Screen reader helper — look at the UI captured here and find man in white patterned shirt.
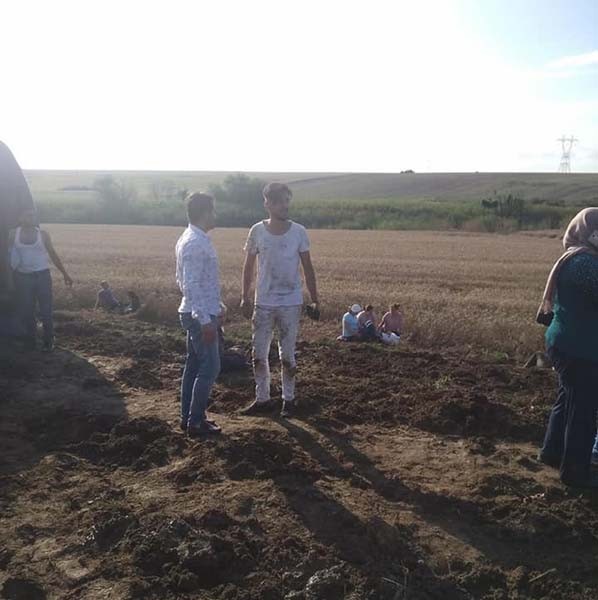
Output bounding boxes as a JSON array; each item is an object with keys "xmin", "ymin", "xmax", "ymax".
[{"xmin": 176, "ymin": 192, "xmax": 222, "ymax": 436}]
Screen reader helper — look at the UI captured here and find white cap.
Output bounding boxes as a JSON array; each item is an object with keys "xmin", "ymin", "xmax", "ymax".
[{"xmin": 350, "ymin": 303, "xmax": 362, "ymax": 313}]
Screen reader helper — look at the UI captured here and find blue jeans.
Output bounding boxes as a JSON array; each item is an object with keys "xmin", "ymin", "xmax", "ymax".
[
  {"xmin": 179, "ymin": 313, "xmax": 220, "ymax": 428},
  {"xmin": 14, "ymin": 269, "xmax": 53, "ymax": 345},
  {"xmin": 541, "ymin": 346, "xmax": 598, "ymax": 483}
]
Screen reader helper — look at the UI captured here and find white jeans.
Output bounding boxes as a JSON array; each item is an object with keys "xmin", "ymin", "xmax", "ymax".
[{"xmin": 252, "ymin": 304, "xmax": 302, "ymax": 403}]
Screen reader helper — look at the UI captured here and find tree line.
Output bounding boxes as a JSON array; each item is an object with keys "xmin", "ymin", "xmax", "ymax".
[{"xmin": 36, "ymin": 174, "xmax": 577, "ymax": 232}]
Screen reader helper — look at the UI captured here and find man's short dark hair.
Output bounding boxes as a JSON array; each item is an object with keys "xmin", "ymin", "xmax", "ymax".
[
  {"xmin": 263, "ymin": 182, "xmax": 292, "ymax": 203},
  {"xmin": 186, "ymin": 192, "xmax": 214, "ymax": 222}
]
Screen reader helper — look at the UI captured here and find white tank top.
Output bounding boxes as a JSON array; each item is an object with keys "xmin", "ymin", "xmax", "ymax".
[{"xmin": 13, "ymin": 227, "xmax": 50, "ymax": 273}]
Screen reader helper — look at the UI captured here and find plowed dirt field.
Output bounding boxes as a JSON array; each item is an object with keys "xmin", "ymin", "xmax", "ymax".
[{"xmin": 2, "ymin": 311, "xmax": 598, "ymax": 600}]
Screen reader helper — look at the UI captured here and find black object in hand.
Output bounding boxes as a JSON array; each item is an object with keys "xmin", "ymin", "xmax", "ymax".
[
  {"xmin": 305, "ymin": 303, "xmax": 320, "ymax": 321},
  {"xmin": 536, "ymin": 310, "xmax": 554, "ymax": 327}
]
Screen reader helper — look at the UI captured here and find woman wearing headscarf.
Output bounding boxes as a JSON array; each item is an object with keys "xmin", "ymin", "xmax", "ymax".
[{"xmin": 538, "ymin": 208, "xmax": 598, "ymax": 488}]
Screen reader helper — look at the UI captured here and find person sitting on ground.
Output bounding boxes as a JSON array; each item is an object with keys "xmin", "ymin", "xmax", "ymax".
[
  {"xmin": 338, "ymin": 303, "xmax": 362, "ymax": 341},
  {"xmin": 95, "ymin": 281, "xmax": 120, "ymax": 311},
  {"xmin": 357, "ymin": 304, "xmax": 379, "ymax": 341},
  {"xmin": 216, "ymin": 302, "xmax": 250, "ymax": 373},
  {"xmin": 378, "ymin": 302, "xmax": 403, "ymax": 344},
  {"xmin": 123, "ymin": 290, "xmax": 141, "ymax": 314}
]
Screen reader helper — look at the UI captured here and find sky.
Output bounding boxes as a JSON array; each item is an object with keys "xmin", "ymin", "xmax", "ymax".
[{"xmin": 2, "ymin": 0, "xmax": 597, "ymax": 172}]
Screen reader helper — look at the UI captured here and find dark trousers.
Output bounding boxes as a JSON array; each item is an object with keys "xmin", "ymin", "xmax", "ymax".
[
  {"xmin": 541, "ymin": 346, "xmax": 598, "ymax": 483},
  {"xmin": 13, "ymin": 269, "xmax": 53, "ymax": 345},
  {"xmin": 360, "ymin": 323, "xmax": 378, "ymax": 341}
]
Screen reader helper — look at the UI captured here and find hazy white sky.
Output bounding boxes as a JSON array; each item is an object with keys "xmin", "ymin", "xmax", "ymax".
[{"xmin": 2, "ymin": 0, "xmax": 597, "ymax": 172}]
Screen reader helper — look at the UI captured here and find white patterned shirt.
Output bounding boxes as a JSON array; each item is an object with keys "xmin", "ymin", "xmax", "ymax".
[
  {"xmin": 244, "ymin": 221, "xmax": 310, "ymax": 307},
  {"xmin": 176, "ymin": 224, "xmax": 221, "ymax": 325}
]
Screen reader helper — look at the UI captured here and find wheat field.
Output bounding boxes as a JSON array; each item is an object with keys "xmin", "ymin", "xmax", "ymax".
[{"xmin": 45, "ymin": 224, "xmax": 562, "ymax": 358}]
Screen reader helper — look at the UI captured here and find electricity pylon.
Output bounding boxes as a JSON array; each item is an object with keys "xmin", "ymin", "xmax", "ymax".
[{"xmin": 557, "ymin": 135, "xmax": 578, "ymax": 173}]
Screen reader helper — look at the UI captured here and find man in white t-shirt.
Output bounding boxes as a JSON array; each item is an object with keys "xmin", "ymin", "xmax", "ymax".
[{"xmin": 240, "ymin": 182, "xmax": 319, "ymax": 417}]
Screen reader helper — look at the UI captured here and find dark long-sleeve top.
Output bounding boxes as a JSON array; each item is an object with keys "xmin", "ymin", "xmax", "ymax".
[{"xmin": 546, "ymin": 253, "xmax": 598, "ymax": 362}]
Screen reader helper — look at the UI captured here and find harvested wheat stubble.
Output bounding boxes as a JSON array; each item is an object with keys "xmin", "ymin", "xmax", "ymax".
[{"xmin": 46, "ymin": 224, "xmax": 561, "ymax": 357}]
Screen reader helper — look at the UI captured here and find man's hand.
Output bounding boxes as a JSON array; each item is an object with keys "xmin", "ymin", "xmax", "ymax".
[
  {"xmin": 240, "ymin": 298, "xmax": 253, "ymax": 319},
  {"xmin": 305, "ymin": 301, "xmax": 321, "ymax": 321},
  {"xmin": 63, "ymin": 273, "xmax": 73, "ymax": 287},
  {"xmin": 201, "ymin": 322, "xmax": 217, "ymax": 344}
]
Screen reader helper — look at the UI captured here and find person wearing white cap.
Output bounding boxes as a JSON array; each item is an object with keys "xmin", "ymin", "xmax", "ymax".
[{"xmin": 339, "ymin": 303, "xmax": 362, "ymax": 341}]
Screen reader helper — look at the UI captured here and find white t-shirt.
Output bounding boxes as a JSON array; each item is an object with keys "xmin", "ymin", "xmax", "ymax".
[
  {"xmin": 244, "ymin": 220, "xmax": 310, "ymax": 307},
  {"xmin": 342, "ymin": 312, "xmax": 359, "ymax": 338}
]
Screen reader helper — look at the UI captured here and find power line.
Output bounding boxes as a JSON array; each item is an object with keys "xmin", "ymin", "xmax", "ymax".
[{"xmin": 557, "ymin": 135, "xmax": 578, "ymax": 173}]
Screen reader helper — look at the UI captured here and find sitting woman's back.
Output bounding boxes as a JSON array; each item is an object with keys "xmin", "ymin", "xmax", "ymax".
[
  {"xmin": 380, "ymin": 303, "xmax": 403, "ymax": 335},
  {"xmin": 357, "ymin": 305, "xmax": 378, "ymax": 340}
]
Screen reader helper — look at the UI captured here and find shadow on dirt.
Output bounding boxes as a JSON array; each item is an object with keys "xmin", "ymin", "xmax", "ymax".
[
  {"xmin": 275, "ymin": 419, "xmax": 472, "ymax": 598},
  {"xmin": 0, "ymin": 340, "xmax": 127, "ymax": 505},
  {"xmin": 279, "ymin": 417, "xmax": 598, "ymax": 599}
]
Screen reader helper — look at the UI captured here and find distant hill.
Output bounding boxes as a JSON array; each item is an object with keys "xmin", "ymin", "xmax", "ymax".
[
  {"xmin": 24, "ymin": 170, "xmax": 598, "ymax": 206},
  {"xmin": 286, "ymin": 172, "xmax": 598, "ymax": 204},
  {"xmin": 22, "ymin": 169, "xmax": 598, "ymax": 231}
]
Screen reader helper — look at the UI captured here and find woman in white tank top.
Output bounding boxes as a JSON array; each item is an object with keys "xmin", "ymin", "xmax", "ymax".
[
  {"xmin": 11, "ymin": 226, "xmax": 51, "ymax": 273},
  {"xmin": 9, "ymin": 209, "xmax": 73, "ymax": 351}
]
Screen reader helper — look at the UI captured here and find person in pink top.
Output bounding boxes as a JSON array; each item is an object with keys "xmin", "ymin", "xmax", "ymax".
[{"xmin": 379, "ymin": 303, "xmax": 404, "ymax": 337}]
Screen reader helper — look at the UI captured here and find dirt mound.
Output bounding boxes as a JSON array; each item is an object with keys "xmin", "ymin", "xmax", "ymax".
[
  {"xmin": 114, "ymin": 359, "xmax": 164, "ymax": 390},
  {"xmin": 216, "ymin": 429, "xmax": 323, "ymax": 482},
  {"xmin": 476, "ymin": 478, "xmax": 598, "ymax": 547},
  {"xmin": 1, "ymin": 577, "xmax": 46, "ymax": 600},
  {"xmin": 56, "ymin": 314, "xmax": 185, "ymax": 361},
  {"xmin": 129, "ymin": 516, "xmax": 257, "ymax": 587},
  {"xmin": 24, "ymin": 410, "xmax": 119, "ymax": 450},
  {"xmin": 409, "ymin": 391, "xmax": 538, "ymax": 438},
  {"xmin": 68, "ymin": 417, "xmax": 185, "ymax": 469},
  {"xmin": 166, "ymin": 454, "xmax": 225, "ymax": 487},
  {"xmin": 80, "ymin": 512, "xmax": 270, "ymax": 597},
  {"xmin": 84, "ymin": 506, "xmax": 139, "ymax": 551},
  {"xmin": 299, "ymin": 343, "xmax": 551, "ymax": 442},
  {"xmin": 24, "ymin": 412, "xmax": 183, "ymax": 470},
  {"xmin": 54, "ymin": 320, "xmax": 102, "ymax": 338}
]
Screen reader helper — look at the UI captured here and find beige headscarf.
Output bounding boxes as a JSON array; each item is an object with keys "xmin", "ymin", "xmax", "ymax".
[{"xmin": 538, "ymin": 207, "xmax": 598, "ymax": 317}]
